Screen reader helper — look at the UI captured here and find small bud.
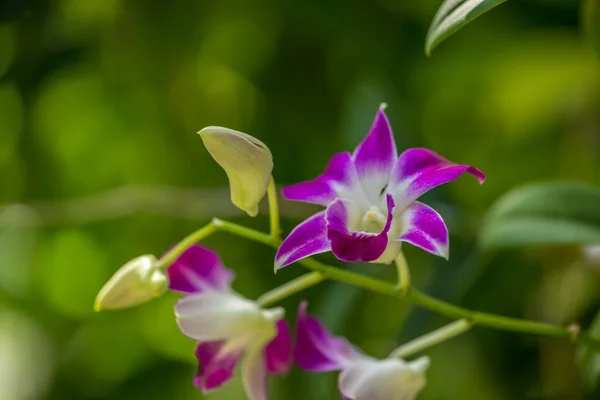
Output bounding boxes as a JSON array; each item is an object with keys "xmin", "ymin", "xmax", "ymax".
[
  {"xmin": 94, "ymin": 255, "xmax": 168, "ymax": 311},
  {"xmin": 199, "ymin": 126, "xmax": 273, "ymax": 217}
]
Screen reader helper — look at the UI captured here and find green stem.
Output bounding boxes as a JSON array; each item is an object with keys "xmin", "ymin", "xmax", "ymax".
[
  {"xmin": 154, "ymin": 218, "xmax": 273, "ymax": 271},
  {"xmin": 390, "ymin": 319, "xmax": 472, "ymax": 358},
  {"xmin": 395, "ymin": 252, "xmax": 410, "ymax": 295},
  {"xmin": 157, "ymin": 222, "xmax": 218, "ymax": 269},
  {"xmin": 267, "ymin": 177, "xmax": 281, "ymax": 244},
  {"xmin": 257, "ymin": 271, "xmax": 326, "ymax": 307},
  {"xmin": 156, "ymin": 219, "xmax": 580, "ymax": 343},
  {"xmin": 212, "ymin": 218, "xmax": 273, "ymax": 246},
  {"xmin": 298, "ymin": 257, "xmax": 573, "ymax": 340}
]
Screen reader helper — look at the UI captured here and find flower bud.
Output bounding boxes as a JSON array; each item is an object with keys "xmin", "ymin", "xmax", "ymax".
[
  {"xmin": 94, "ymin": 255, "xmax": 168, "ymax": 311},
  {"xmin": 199, "ymin": 126, "xmax": 273, "ymax": 217}
]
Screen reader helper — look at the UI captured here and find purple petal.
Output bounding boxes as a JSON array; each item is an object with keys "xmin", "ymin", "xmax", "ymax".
[
  {"xmin": 294, "ymin": 301, "xmax": 359, "ymax": 372},
  {"xmin": 326, "ymin": 194, "xmax": 395, "ymax": 263},
  {"xmin": 397, "ymin": 201, "xmax": 449, "ymax": 259},
  {"xmin": 352, "ymin": 105, "xmax": 397, "ymax": 203},
  {"xmin": 194, "ymin": 340, "xmax": 242, "ymax": 392},
  {"xmin": 265, "ymin": 319, "xmax": 292, "ymax": 375},
  {"xmin": 275, "ymin": 212, "xmax": 331, "ymax": 270},
  {"xmin": 168, "ymin": 245, "xmax": 234, "ymax": 294},
  {"xmin": 391, "ymin": 148, "xmax": 485, "ymax": 209},
  {"xmin": 282, "ymin": 152, "xmax": 358, "ymax": 206}
]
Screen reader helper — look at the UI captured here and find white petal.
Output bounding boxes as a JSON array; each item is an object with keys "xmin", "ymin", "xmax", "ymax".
[
  {"xmin": 175, "ymin": 292, "xmax": 268, "ymax": 342},
  {"xmin": 242, "ymin": 346, "xmax": 268, "ymax": 400},
  {"xmin": 339, "ymin": 357, "xmax": 430, "ymax": 400}
]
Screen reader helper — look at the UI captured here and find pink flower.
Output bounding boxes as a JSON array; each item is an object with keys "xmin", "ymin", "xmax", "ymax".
[
  {"xmin": 169, "ymin": 245, "xmax": 291, "ymax": 400},
  {"xmin": 295, "ymin": 302, "xmax": 429, "ymax": 400},
  {"xmin": 275, "ymin": 104, "xmax": 484, "ymax": 270}
]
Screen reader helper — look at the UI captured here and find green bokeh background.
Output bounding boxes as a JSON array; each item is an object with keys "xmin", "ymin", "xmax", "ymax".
[{"xmin": 1, "ymin": 0, "xmax": 600, "ymax": 399}]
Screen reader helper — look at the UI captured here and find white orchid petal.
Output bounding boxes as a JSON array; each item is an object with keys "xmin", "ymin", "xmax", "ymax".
[
  {"xmin": 242, "ymin": 347, "xmax": 268, "ymax": 400},
  {"xmin": 339, "ymin": 357, "xmax": 430, "ymax": 400},
  {"xmin": 175, "ymin": 292, "xmax": 266, "ymax": 341}
]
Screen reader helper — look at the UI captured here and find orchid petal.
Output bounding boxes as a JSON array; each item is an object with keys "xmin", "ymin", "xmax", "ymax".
[
  {"xmin": 242, "ymin": 347, "xmax": 268, "ymax": 400},
  {"xmin": 282, "ymin": 152, "xmax": 363, "ymax": 206},
  {"xmin": 175, "ymin": 292, "xmax": 266, "ymax": 342},
  {"xmin": 391, "ymin": 148, "xmax": 485, "ymax": 209},
  {"xmin": 338, "ymin": 357, "xmax": 430, "ymax": 400},
  {"xmin": 194, "ymin": 340, "xmax": 242, "ymax": 392},
  {"xmin": 168, "ymin": 245, "xmax": 234, "ymax": 294},
  {"xmin": 265, "ymin": 319, "xmax": 292, "ymax": 375},
  {"xmin": 327, "ymin": 194, "xmax": 395, "ymax": 263},
  {"xmin": 294, "ymin": 301, "xmax": 359, "ymax": 372},
  {"xmin": 397, "ymin": 201, "xmax": 449, "ymax": 259},
  {"xmin": 275, "ymin": 212, "xmax": 331, "ymax": 270},
  {"xmin": 352, "ymin": 105, "xmax": 397, "ymax": 203}
]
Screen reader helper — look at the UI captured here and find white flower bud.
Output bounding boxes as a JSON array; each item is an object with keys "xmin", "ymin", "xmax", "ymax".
[
  {"xmin": 199, "ymin": 126, "xmax": 273, "ymax": 217},
  {"xmin": 94, "ymin": 255, "xmax": 168, "ymax": 311}
]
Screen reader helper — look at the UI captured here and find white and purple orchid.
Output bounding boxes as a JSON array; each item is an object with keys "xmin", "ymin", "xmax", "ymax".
[
  {"xmin": 168, "ymin": 245, "xmax": 292, "ymax": 400},
  {"xmin": 275, "ymin": 105, "xmax": 485, "ymax": 269},
  {"xmin": 295, "ymin": 302, "xmax": 430, "ymax": 400}
]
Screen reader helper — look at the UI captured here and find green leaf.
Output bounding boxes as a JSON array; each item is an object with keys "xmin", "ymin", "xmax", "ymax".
[
  {"xmin": 426, "ymin": 0, "xmax": 510, "ymax": 55},
  {"xmin": 480, "ymin": 182, "xmax": 600, "ymax": 249}
]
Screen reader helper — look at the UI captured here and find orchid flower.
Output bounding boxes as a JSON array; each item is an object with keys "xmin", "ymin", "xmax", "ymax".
[
  {"xmin": 169, "ymin": 245, "xmax": 291, "ymax": 400},
  {"xmin": 295, "ymin": 302, "xmax": 429, "ymax": 400},
  {"xmin": 275, "ymin": 104, "xmax": 485, "ymax": 269}
]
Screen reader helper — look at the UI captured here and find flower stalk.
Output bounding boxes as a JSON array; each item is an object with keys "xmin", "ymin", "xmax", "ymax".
[
  {"xmin": 157, "ymin": 222, "xmax": 219, "ymax": 270},
  {"xmin": 257, "ymin": 271, "xmax": 326, "ymax": 307},
  {"xmin": 395, "ymin": 251, "xmax": 411, "ymax": 296},
  {"xmin": 267, "ymin": 176, "xmax": 281, "ymax": 244},
  {"xmin": 160, "ymin": 216, "xmax": 577, "ymax": 341},
  {"xmin": 201, "ymin": 220, "xmax": 576, "ymax": 341},
  {"xmin": 153, "ymin": 215, "xmax": 577, "ymax": 342},
  {"xmin": 390, "ymin": 319, "xmax": 472, "ymax": 359}
]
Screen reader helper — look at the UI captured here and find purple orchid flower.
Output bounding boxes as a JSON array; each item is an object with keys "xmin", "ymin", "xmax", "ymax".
[
  {"xmin": 295, "ymin": 302, "xmax": 430, "ymax": 400},
  {"xmin": 168, "ymin": 245, "xmax": 292, "ymax": 400},
  {"xmin": 275, "ymin": 104, "xmax": 485, "ymax": 270}
]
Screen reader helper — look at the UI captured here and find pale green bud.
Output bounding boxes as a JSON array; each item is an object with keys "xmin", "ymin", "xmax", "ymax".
[
  {"xmin": 94, "ymin": 255, "xmax": 168, "ymax": 312},
  {"xmin": 199, "ymin": 126, "xmax": 273, "ymax": 217}
]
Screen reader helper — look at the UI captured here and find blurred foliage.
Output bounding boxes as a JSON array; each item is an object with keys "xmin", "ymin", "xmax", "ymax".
[
  {"xmin": 480, "ymin": 182, "xmax": 600, "ymax": 248},
  {"xmin": 1, "ymin": 0, "xmax": 600, "ymax": 399}
]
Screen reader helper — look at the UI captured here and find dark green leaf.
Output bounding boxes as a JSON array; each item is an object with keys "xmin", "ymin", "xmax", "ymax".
[
  {"xmin": 426, "ymin": 0, "xmax": 509, "ymax": 55},
  {"xmin": 480, "ymin": 182, "xmax": 600, "ymax": 249}
]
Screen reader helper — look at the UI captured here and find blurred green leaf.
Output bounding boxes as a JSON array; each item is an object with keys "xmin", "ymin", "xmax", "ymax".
[
  {"xmin": 480, "ymin": 182, "xmax": 600, "ymax": 249},
  {"xmin": 582, "ymin": 0, "xmax": 600, "ymax": 57},
  {"xmin": 426, "ymin": 0, "xmax": 509, "ymax": 55}
]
